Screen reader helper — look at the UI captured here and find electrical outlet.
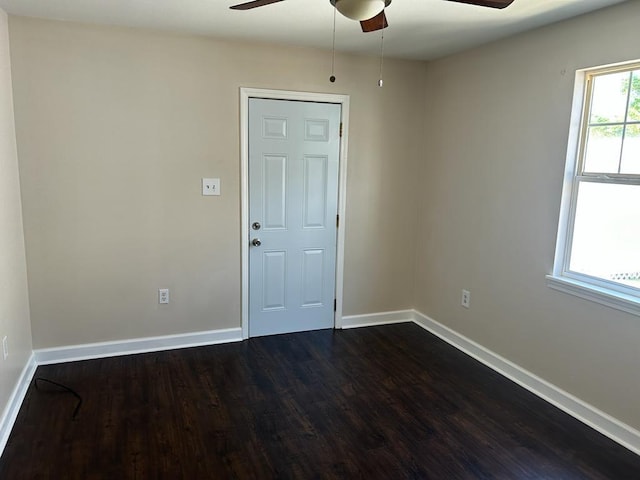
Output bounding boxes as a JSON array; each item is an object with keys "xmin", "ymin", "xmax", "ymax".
[
  {"xmin": 2, "ymin": 336, "xmax": 8, "ymax": 360},
  {"xmin": 461, "ymin": 289, "xmax": 471, "ymax": 309},
  {"xmin": 202, "ymin": 178, "xmax": 220, "ymax": 196},
  {"xmin": 159, "ymin": 288, "xmax": 170, "ymax": 304}
]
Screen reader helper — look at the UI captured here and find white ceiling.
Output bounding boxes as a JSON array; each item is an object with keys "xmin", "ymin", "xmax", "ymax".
[{"xmin": 0, "ymin": 0, "xmax": 627, "ymax": 60}]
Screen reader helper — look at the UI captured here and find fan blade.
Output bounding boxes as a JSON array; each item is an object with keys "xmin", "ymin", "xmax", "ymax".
[
  {"xmin": 230, "ymin": 0, "xmax": 284, "ymax": 10},
  {"xmin": 360, "ymin": 11, "xmax": 388, "ymax": 33},
  {"xmin": 446, "ymin": 0, "xmax": 515, "ymax": 9}
]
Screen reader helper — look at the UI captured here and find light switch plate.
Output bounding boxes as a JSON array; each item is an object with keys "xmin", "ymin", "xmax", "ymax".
[{"xmin": 202, "ymin": 178, "xmax": 220, "ymax": 196}]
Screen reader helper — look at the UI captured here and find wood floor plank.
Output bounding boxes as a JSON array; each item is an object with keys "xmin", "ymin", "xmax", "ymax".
[{"xmin": 1, "ymin": 323, "xmax": 638, "ymax": 479}]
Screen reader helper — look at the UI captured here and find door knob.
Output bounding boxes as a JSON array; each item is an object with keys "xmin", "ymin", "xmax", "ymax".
[
  {"xmin": 252, "ymin": 238, "xmax": 261, "ymax": 247},
  {"xmin": 252, "ymin": 222, "xmax": 261, "ymax": 230}
]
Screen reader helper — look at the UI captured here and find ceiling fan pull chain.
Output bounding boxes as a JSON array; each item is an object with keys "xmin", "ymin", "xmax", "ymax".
[
  {"xmin": 378, "ymin": 8, "xmax": 385, "ymax": 87},
  {"xmin": 330, "ymin": 7, "xmax": 337, "ymax": 83}
]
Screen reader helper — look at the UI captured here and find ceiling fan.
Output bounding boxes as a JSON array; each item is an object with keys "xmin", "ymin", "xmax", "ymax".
[{"xmin": 229, "ymin": 0, "xmax": 516, "ymax": 33}]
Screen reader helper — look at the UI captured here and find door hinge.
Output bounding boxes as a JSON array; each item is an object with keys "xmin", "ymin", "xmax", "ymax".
[
  {"xmin": 339, "ymin": 122, "xmax": 343, "ymax": 138},
  {"xmin": 336, "ymin": 214, "xmax": 339, "ymax": 228},
  {"xmin": 334, "ymin": 299, "xmax": 337, "ymax": 312}
]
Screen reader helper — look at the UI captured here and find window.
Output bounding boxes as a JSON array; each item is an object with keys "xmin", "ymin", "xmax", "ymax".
[{"xmin": 548, "ymin": 62, "xmax": 640, "ymax": 315}]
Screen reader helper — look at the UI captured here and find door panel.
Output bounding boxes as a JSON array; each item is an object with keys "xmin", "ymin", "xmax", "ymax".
[
  {"xmin": 303, "ymin": 155, "xmax": 328, "ymax": 228},
  {"xmin": 262, "ymin": 251, "xmax": 286, "ymax": 310},
  {"xmin": 263, "ymin": 116, "xmax": 288, "ymax": 139},
  {"xmin": 302, "ymin": 249, "xmax": 325, "ymax": 307},
  {"xmin": 249, "ymin": 98, "xmax": 341, "ymax": 337},
  {"xmin": 263, "ymin": 155, "xmax": 287, "ymax": 230}
]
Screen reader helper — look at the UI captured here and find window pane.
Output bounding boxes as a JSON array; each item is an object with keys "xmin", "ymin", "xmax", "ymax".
[
  {"xmin": 589, "ymin": 71, "xmax": 630, "ymax": 124},
  {"xmin": 583, "ymin": 125, "xmax": 622, "ymax": 173},
  {"xmin": 569, "ymin": 182, "xmax": 640, "ymax": 289},
  {"xmin": 621, "ymin": 124, "xmax": 640, "ymax": 174},
  {"xmin": 627, "ymin": 70, "xmax": 640, "ymax": 122}
]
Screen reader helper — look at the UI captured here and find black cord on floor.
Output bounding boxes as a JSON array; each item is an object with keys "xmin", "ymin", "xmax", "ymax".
[{"xmin": 34, "ymin": 377, "xmax": 82, "ymax": 420}]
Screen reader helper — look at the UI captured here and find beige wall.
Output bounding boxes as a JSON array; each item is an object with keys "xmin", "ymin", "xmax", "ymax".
[
  {"xmin": 8, "ymin": 17, "xmax": 425, "ymax": 348},
  {"xmin": 415, "ymin": 1, "xmax": 640, "ymax": 430},
  {"xmin": 0, "ymin": 8, "xmax": 32, "ymax": 414}
]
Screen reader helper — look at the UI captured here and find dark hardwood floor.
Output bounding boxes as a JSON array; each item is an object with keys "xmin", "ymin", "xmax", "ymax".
[{"xmin": 1, "ymin": 323, "xmax": 639, "ymax": 479}]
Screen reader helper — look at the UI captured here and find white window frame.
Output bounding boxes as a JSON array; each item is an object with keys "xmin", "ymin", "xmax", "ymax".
[{"xmin": 547, "ymin": 61, "xmax": 640, "ymax": 316}]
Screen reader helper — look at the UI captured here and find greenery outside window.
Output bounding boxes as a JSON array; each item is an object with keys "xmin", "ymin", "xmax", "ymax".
[{"xmin": 548, "ymin": 62, "xmax": 640, "ymax": 315}]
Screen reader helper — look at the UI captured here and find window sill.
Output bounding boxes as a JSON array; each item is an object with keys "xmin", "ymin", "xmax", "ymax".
[{"xmin": 546, "ymin": 275, "xmax": 640, "ymax": 317}]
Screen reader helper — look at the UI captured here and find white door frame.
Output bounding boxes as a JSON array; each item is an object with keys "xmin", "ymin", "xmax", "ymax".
[{"xmin": 240, "ymin": 88, "xmax": 350, "ymax": 339}]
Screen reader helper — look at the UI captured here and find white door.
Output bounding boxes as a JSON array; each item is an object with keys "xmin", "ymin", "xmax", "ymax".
[{"xmin": 248, "ymin": 98, "xmax": 341, "ymax": 337}]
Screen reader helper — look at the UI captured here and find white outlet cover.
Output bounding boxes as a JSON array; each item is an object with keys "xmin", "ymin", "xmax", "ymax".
[
  {"xmin": 159, "ymin": 288, "xmax": 170, "ymax": 304},
  {"xmin": 461, "ymin": 289, "xmax": 471, "ymax": 309},
  {"xmin": 202, "ymin": 178, "xmax": 220, "ymax": 196}
]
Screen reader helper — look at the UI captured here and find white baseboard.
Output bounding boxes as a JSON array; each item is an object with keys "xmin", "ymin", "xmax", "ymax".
[
  {"xmin": 411, "ymin": 310, "xmax": 640, "ymax": 456},
  {"xmin": 34, "ymin": 327, "xmax": 243, "ymax": 365},
  {"xmin": 341, "ymin": 309, "xmax": 414, "ymax": 329},
  {"xmin": 0, "ymin": 353, "xmax": 37, "ymax": 454}
]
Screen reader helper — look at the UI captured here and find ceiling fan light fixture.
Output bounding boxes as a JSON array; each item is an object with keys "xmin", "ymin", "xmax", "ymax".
[{"xmin": 334, "ymin": 0, "xmax": 385, "ymax": 21}]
